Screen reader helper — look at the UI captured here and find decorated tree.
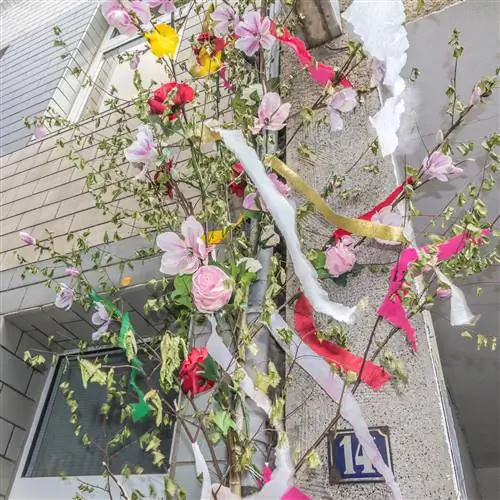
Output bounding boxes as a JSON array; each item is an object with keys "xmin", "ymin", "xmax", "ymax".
[{"xmin": 20, "ymin": 0, "xmax": 498, "ymax": 499}]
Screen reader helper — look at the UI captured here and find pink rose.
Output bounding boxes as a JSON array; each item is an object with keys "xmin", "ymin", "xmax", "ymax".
[
  {"xmin": 192, "ymin": 266, "xmax": 232, "ymax": 313},
  {"xmin": 325, "ymin": 241, "xmax": 356, "ymax": 278}
]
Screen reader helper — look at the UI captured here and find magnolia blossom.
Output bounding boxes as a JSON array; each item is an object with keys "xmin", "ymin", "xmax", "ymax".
[
  {"xmin": 65, "ymin": 267, "xmax": 80, "ymax": 277},
  {"xmin": 130, "ymin": 0, "xmax": 151, "ymax": 24},
  {"xmin": 370, "ymin": 58, "xmax": 386, "ymax": 88},
  {"xmin": 19, "ymin": 231, "xmax": 36, "ymax": 246},
  {"xmin": 325, "ymin": 241, "xmax": 356, "ymax": 277},
  {"xmin": 422, "ymin": 151, "xmax": 463, "ymax": 182},
  {"xmin": 55, "ymin": 283, "xmax": 73, "ymax": 311},
  {"xmin": 211, "ymin": 4, "xmax": 239, "ymax": 36},
  {"xmin": 92, "ymin": 303, "xmax": 112, "ymax": 341},
  {"xmin": 144, "ymin": 0, "xmax": 175, "ymax": 14},
  {"xmin": 469, "ymin": 86, "xmax": 481, "ymax": 106},
  {"xmin": 192, "ymin": 265, "xmax": 232, "ymax": 313},
  {"xmin": 34, "ymin": 123, "xmax": 45, "ymax": 139},
  {"xmin": 437, "ymin": 286, "xmax": 452, "ymax": 300},
  {"xmin": 251, "ymin": 92, "xmax": 291, "ymax": 134},
  {"xmin": 372, "ymin": 207, "xmax": 403, "ymax": 246},
  {"xmin": 243, "ymin": 173, "xmax": 290, "ymax": 211},
  {"xmin": 234, "ymin": 11, "xmax": 275, "ymax": 56},
  {"xmin": 156, "ymin": 216, "xmax": 209, "ymax": 275},
  {"xmin": 125, "ymin": 125, "xmax": 157, "ymax": 172},
  {"xmin": 328, "ymin": 87, "xmax": 357, "ymax": 131},
  {"xmin": 101, "ymin": 0, "xmax": 136, "ymax": 36}
]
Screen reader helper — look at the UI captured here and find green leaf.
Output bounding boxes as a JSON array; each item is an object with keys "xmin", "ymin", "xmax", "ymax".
[
  {"xmin": 172, "ymin": 274, "xmax": 193, "ymax": 308},
  {"xmin": 79, "ymin": 359, "xmax": 107, "ymax": 389},
  {"xmin": 201, "ymin": 355, "xmax": 220, "ymax": 383},
  {"xmin": 212, "ymin": 410, "xmax": 236, "ymax": 436}
]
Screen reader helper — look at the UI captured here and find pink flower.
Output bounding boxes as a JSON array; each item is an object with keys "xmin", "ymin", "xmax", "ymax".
[
  {"xmin": 211, "ymin": 4, "xmax": 239, "ymax": 36},
  {"xmin": 370, "ymin": 58, "xmax": 386, "ymax": 88},
  {"xmin": 144, "ymin": 0, "xmax": 175, "ymax": 14},
  {"xmin": 55, "ymin": 283, "xmax": 73, "ymax": 311},
  {"xmin": 130, "ymin": 0, "xmax": 151, "ymax": 24},
  {"xmin": 65, "ymin": 267, "xmax": 80, "ymax": 277},
  {"xmin": 34, "ymin": 123, "xmax": 45, "ymax": 139},
  {"xmin": 328, "ymin": 87, "xmax": 357, "ymax": 132},
  {"xmin": 125, "ymin": 125, "xmax": 157, "ymax": 165},
  {"xmin": 243, "ymin": 173, "xmax": 290, "ymax": 211},
  {"xmin": 437, "ymin": 286, "xmax": 452, "ymax": 300},
  {"xmin": 130, "ymin": 52, "xmax": 141, "ymax": 69},
  {"xmin": 19, "ymin": 231, "xmax": 36, "ymax": 246},
  {"xmin": 91, "ymin": 303, "xmax": 111, "ymax": 341},
  {"xmin": 101, "ymin": 0, "xmax": 136, "ymax": 36},
  {"xmin": 469, "ymin": 86, "xmax": 481, "ymax": 106},
  {"xmin": 325, "ymin": 241, "xmax": 356, "ymax": 278},
  {"xmin": 192, "ymin": 265, "xmax": 232, "ymax": 313},
  {"xmin": 251, "ymin": 92, "xmax": 291, "ymax": 135},
  {"xmin": 234, "ymin": 11, "xmax": 275, "ymax": 56},
  {"xmin": 371, "ymin": 207, "xmax": 403, "ymax": 246},
  {"xmin": 422, "ymin": 151, "xmax": 463, "ymax": 182},
  {"xmin": 156, "ymin": 216, "xmax": 209, "ymax": 275}
]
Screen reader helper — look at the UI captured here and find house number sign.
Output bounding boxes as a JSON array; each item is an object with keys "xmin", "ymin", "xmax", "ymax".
[{"xmin": 328, "ymin": 426, "xmax": 394, "ymax": 484}]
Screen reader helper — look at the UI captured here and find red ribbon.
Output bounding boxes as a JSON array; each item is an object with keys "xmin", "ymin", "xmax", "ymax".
[
  {"xmin": 377, "ymin": 229, "xmax": 491, "ymax": 350},
  {"xmin": 294, "ymin": 294, "xmax": 390, "ymax": 390},
  {"xmin": 332, "ymin": 176, "xmax": 413, "ymax": 241}
]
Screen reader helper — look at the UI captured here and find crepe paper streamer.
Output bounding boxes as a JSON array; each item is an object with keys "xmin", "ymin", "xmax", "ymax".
[
  {"xmin": 332, "ymin": 176, "xmax": 413, "ymax": 241},
  {"xmin": 270, "ymin": 21, "xmax": 351, "ymax": 88},
  {"xmin": 88, "ymin": 291, "xmax": 151, "ymax": 422},
  {"xmin": 204, "ymin": 317, "xmax": 296, "ymax": 500},
  {"xmin": 265, "ymin": 155, "xmax": 407, "ymax": 243},
  {"xmin": 377, "ymin": 229, "xmax": 491, "ymax": 350},
  {"xmin": 294, "ymin": 294, "xmax": 390, "ymax": 390},
  {"xmin": 217, "ymin": 129, "xmax": 357, "ymax": 324},
  {"xmin": 268, "ymin": 313, "xmax": 402, "ymax": 500},
  {"xmin": 433, "ymin": 267, "xmax": 480, "ymax": 327},
  {"xmin": 192, "ymin": 441, "xmax": 212, "ymax": 500}
]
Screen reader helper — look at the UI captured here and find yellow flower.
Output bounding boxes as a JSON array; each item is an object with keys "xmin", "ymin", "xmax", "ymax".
[
  {"xmin": 145, "ymin": 24, "xmax": 179, "ymax": 58},
  {"xmin": 120, "ymin": 276, "xmax": 133, "ymax": 287},
  {"xmin": 190, "ymin": 48, "xmax": 223, "ymax": 77}
]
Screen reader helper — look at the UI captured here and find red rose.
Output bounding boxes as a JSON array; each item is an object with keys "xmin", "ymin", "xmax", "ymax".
[
  {"xmin": 148, "ymin": 82, "xmax": 195, "ymax": 119},
  {"xmin": 229, "ymin": 162, "xmax": 246, "ymax": 198},
  {"xmin": 179, "ymin": 347, "xmax": 214, "ymax": 397},
  {"xmin": 153, "ymin": 158, "xmax": 174, "ymax": 199}
]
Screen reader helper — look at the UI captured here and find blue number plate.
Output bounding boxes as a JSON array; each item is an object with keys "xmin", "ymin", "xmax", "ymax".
[{"xmin": 328, "ymin": 426, "xmax": 394, "ymax": 483}]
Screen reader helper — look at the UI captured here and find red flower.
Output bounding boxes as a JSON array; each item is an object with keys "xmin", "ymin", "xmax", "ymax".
[
  {"xmin": 229, "ymin": 162, "xmax": 246, "ymax": 198},
  {"xmin": 148, "ymin": 82, "xmax": 195, "ymax": 119},
  {"xmin": 179, "ymin": 347, "xmax": 214, "ymax": 397},
  {"xmin": 194, "ymin": 32, "xmax": 226, "ymax": 57},
  {"xmin": 153, "ymin": 158, "xmax": 174, "ymax": 199}
]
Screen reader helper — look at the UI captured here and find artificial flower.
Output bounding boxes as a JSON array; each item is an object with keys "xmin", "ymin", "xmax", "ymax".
[
  {"xmin": 91, "ymin": 302, "xmax": 111, "ymax": 341},
  {"xmin": 179, "ymin": 347, "xmax": 215, "ymax": 396},
  {"xmin": 251, "ymin": 92, "xmax": 291, "ymax": 134},
  {"xmin": 234, "ymin": 11, "xmax": 275, "ymax": 57},
  {"xmin": 243, "ymin": 173, "xmax": 290, "ymax": 211},
  {"xmin": 437, "ymin": 286, "xmax": 452, "ymax": 300},
  {"xmin": 130, "ymin": 0, "xmax": 151, "ymax": 24},
  {"xmin": 229, "ymin": 162, "xmax": 246, "ymax": 197},
  {"xmin": 120, "ymin": 276, "xmax": 133, "ymax": 286},
  {"xmin": 144, "ymin": 0, "xmax": 175, "ymax": 14},
  {"xmin": 211, "ymin": 4, "xmax": 239, "ymax": 36},
  {"xmin": 101, "ymin": 0, "xmax": 136, "ymax": 36},
  {"xmin": 422, "ymin": 151, "xmax": 463, "ymax": 182},
  {"xmin": 130, "ymin": 52, "xmax": 141, "ymax": 69},
  {"xmin": 148, "ymin": 82, "xmax": 195, "ymax": 118},
  {"xmin": 156, "ymin": 216, "xmax": 209, "ymax": 275},
  {"xmin": 153, "ymin": 158, "xmax": 175, "ymax": 199},
  {"xmin": 55, "ymin": 283, "xmax": 74, "ymax": 311},
  {"xmin": 192, "ymin": 47, "xmax": 223, "ymax": 77},
  {"xmin": 65, "ymin": 267, "xmax": 80, "ymax": 277},
  {"xmin": 191, "ymin": 265, "xmax": 233, "ymax": 313},
  {"xmin": 125, "ymin": 125, "xmax": 157, "ymax": 167},
  {"xmin": 328, "ymin": 87, "xmax": 357, "ymax": 131},
  {"xmin": 325, "ymin": 240, "xmax": 356, "ymax": 277},
  {"xmin": 371, "ymin": 206, "xmax": 403, "ymax": 245},
  {"xmin": 34, "ymin": 123, "xmax": 45, "ymax": 139},
  {"xmin": 370, "ymin": 58, "xmax": 386, "ymax": 88},
  {"xmin": 19, "ymin": 231, "xmax": 36, "ymax": 246},
  {"xmin": 469, "ymin": 86, "xmax": 481, "ymax": 106},
  {"xmin": 145, "ymin": 23, "xmax": 179, "ymax": 58}
]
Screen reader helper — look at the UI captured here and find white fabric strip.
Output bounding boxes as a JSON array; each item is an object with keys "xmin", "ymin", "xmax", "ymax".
[
  {"xmin": 192, "ymin": 441, "xmax": 213, "ymax": 500},
  {"xmin": 433, "ymin": 267, "xmax": 479, "ymax": 326},
  {"xmin": 217, "ymin": 128, "xmax": 357, "ymax": 324},
  {"xmin": 268, "ymin": 313, "xmax": 403, "ymax": 500}
]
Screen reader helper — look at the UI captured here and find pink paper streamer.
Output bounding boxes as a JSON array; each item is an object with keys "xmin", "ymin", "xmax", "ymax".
[{"xmin": 377, "ymin": 230, "xmax": 491, "ymax": 350}]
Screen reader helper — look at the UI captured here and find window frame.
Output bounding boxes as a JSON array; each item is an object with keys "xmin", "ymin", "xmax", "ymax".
[{"xmin": 9, "ymin": 346, "xmax": 179, "ymax": 500}]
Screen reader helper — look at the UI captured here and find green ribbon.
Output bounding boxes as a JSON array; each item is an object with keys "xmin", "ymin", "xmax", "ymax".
[{"xmin": 89, "ymin": 291, "xmax": 151, "ymax": 422}]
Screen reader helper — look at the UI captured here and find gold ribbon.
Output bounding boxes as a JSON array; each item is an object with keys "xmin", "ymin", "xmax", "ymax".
[{"xmin": 265, "ymin": 156, "xmax": 407, "ymax": 243}]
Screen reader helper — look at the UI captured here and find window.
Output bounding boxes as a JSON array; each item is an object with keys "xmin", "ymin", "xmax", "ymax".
[{"xmin": 10, "ymin": 348, "xmax": 177, "ymax": 499}]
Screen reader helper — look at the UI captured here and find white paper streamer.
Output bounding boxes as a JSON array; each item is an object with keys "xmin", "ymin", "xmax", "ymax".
[
  {"xmin": 343, "ymin": 0, "xmax": 408, "ymax": 157},
  {"xmin": 217, "ymin": 128, "xmax": 357, "ymax": 324},
  {"xmin": 433, "ymin": 268, "xmax": 479, "ymax": 326},
  {"xmin": 268, "ymin": 313, "xmax": 403, "ymax": 500},
  {"xmin": 192, "ymin": 441, "xmax": 213, "ymax": 500}
]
